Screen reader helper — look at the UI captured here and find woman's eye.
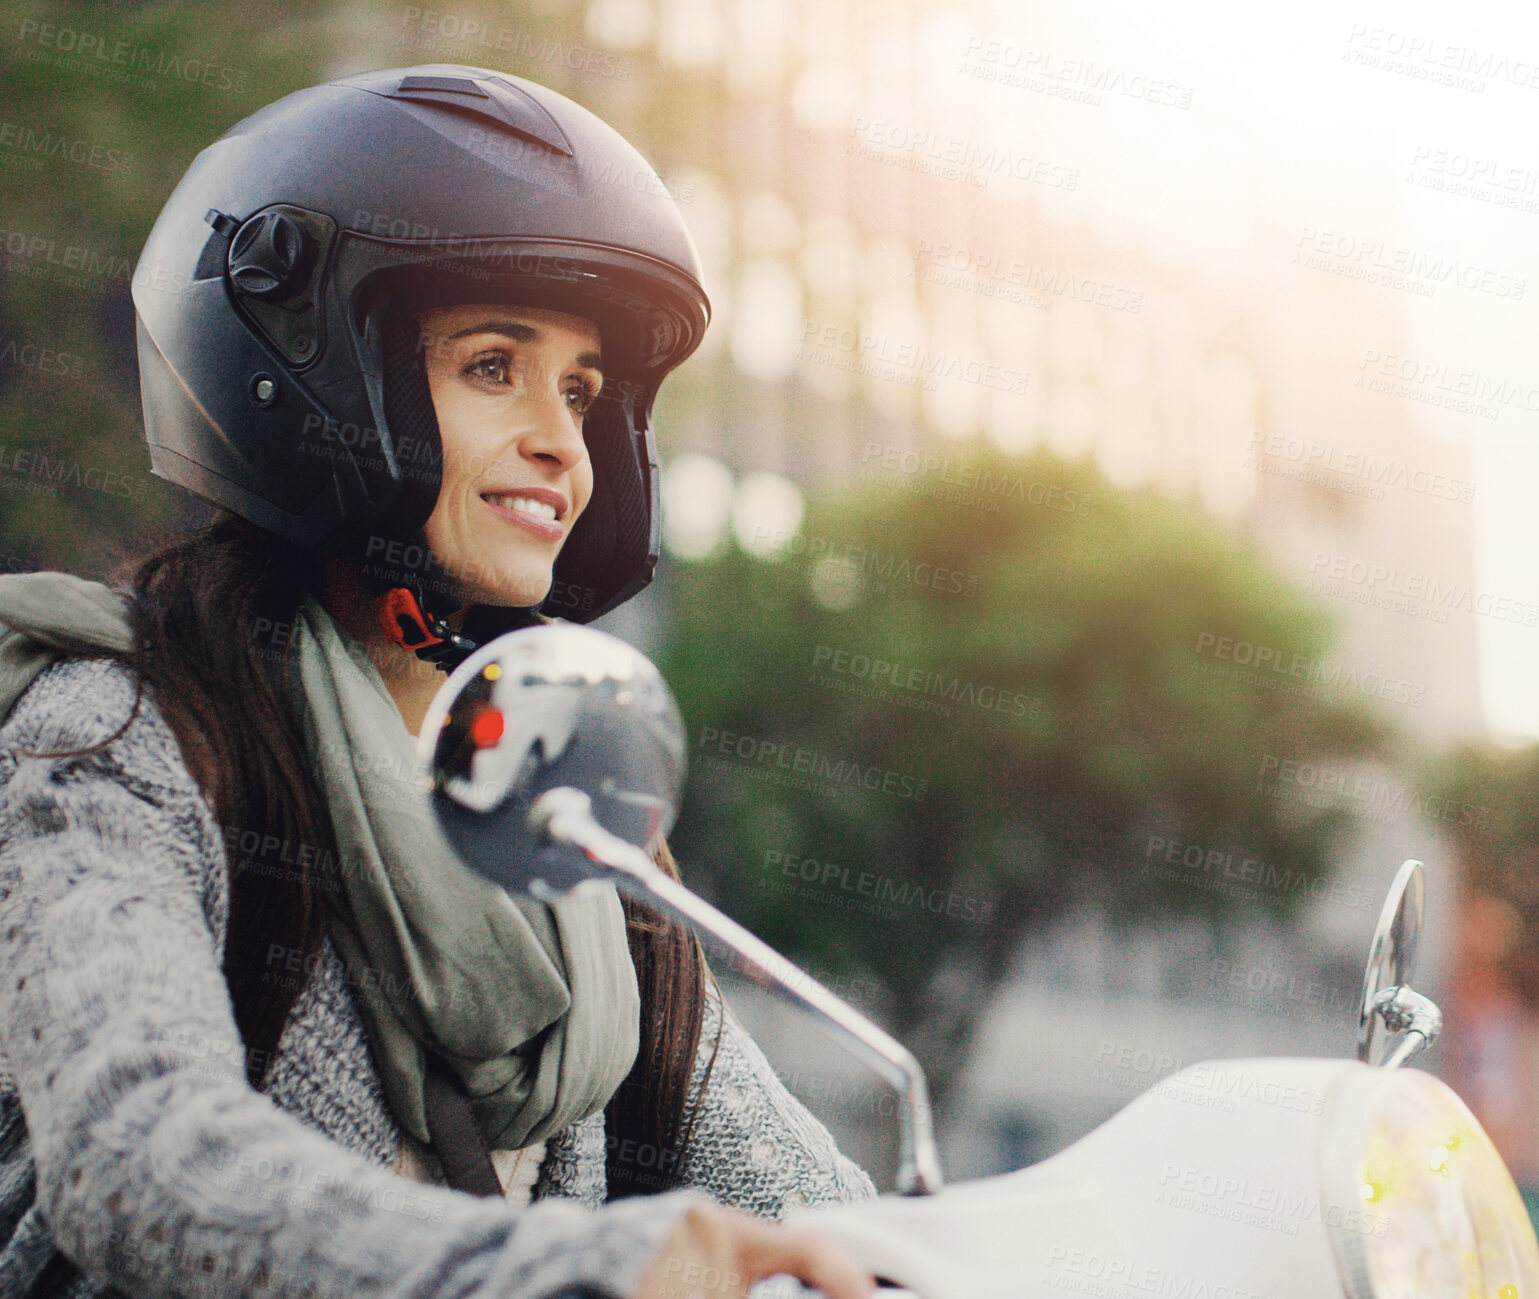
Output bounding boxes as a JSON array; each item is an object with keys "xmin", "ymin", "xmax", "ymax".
[
  {"xmin": 460, "ymin": 351, "xmax": 600, "ymax": 412},
  {"xmin": 465, "ymin": 353, "xmax": 510, "ymax": 384},
  {"xmin": 565, "ymin": 377, "xmax": 601, "ymax": 414}
]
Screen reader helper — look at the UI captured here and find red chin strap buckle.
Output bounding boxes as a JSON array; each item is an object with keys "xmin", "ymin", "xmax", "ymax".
[{"xmin": 376, "ymin": 586, "xmax": 444, "ymax": 653}]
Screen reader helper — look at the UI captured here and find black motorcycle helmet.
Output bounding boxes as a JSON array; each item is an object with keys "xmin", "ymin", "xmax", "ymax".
[{"xmin": 131, "ymin": 64, "xmax": 711, "ymax": 665}]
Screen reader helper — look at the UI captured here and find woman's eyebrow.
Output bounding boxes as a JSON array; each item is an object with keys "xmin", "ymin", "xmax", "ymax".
[{"xmin": 446, "ymin": 319, "xmax": 603, "ymax": 370}]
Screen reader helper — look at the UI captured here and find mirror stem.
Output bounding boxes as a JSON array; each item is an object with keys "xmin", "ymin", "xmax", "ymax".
[
  {"xmin": 1371, "ymin": 986, "xmax": 1443, "ymax": 1069},
  {"xmin": 530, "ymin": 787, "xmax": 945, "ymax": 1196}
]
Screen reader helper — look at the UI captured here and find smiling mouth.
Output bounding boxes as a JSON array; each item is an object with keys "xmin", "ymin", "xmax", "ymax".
[
  {"xmin": 479, "ymin": 491, "xmax": 565, "ymax": 541},
  {"xmin": 481, "ymin": 492, "xmax": 560, "ymax": 521}
]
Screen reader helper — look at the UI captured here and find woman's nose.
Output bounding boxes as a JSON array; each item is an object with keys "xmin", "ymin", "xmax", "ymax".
[{"xmin": 512, "ymin": 379, "xmax": 586, "ymax": 470}]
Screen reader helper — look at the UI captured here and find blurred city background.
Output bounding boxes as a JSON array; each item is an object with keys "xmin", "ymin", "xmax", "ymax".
[{"xmin": 4, "ymin": 0, "xmax": 1539, "ymax": 1214}]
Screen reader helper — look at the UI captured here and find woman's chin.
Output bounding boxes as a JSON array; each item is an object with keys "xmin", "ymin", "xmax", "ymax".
[
  {"xmin": 424, "ymin": 522, "xmax": 564, "ymax": 608},
  {"xmin": 448, "ymin": 567, "xmax": 554, "ymax": 610}
]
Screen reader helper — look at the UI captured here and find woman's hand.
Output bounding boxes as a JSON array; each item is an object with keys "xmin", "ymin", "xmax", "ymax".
[{"xmin": 636, "ymin": 1202, "xmax": 876, "ymax": 1299}]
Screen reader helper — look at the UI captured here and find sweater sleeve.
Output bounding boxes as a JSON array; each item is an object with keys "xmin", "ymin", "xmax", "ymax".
[
  {"xmin": 670, "ymin": 985, "xmax": 878, "ymax": 1220},
  {"xmin": 0, "ymin": 657, "xmax": 699, "ymax": 1299}
]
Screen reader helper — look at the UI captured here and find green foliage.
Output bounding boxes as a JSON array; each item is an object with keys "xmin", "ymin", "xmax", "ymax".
[
  {"xmin": 654, "ymin": 446, "xmax": 1389, "ymax": 1083},
  {"xmin": 0, "ymin": 1, "xmax": 341, "ymax": 574},
  {"xmin": 1421, "ymin": 744, "xmax": 1539, "ymax": 1001}
]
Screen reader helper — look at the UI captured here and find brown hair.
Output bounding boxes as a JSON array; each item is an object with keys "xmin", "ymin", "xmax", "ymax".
[
  {"xmin": 90, "ymin": 512, "xmax": 713, "ymax": 1194},
  {"xmin": 608, "ymin": 843, "xmax": 722, "ymax": 1198}
]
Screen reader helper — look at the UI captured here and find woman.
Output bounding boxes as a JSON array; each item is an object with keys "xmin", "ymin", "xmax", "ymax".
[{"xmin": 0, "ymin": 65, "xmax": 878, "ymax": 1298}]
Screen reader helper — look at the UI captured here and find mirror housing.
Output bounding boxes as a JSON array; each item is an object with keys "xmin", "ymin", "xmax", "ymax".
[
  {"xmin": 419, "ymin": 622, "xmax": 685, "ymax": 896},
  {"xmin": 1358, "ymin": 859, "xmax": 1441, "ymax": 1069}
]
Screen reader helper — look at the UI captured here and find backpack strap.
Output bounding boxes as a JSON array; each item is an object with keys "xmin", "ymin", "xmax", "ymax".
[{"xmin": 421, "ymin": 1052, "xmax": 503, "ymax": 1198}]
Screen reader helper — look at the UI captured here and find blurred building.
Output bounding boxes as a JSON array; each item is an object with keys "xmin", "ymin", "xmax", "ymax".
[
  {"xmin": 560, "ymin": 0, "xmax": 1498, "ymax": 1183},
  {"xmin": 571, "ymin": 1, "xmax": 1487, "ymax": 748}
]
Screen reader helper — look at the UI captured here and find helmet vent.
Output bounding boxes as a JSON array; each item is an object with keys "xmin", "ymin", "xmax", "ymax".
[{"xmin": 390, "ymin": 74, "xmax": 574, "ymax": 158}]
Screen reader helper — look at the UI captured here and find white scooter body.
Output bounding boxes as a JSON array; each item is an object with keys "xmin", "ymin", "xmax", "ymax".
[{"xmin": 792, "ymin": 1057, "xmax": 1351, "ymax": 1299}]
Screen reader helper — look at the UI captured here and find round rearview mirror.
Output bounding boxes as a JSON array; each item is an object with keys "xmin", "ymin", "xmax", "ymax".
[
  {"xmin": 1358, "ymin": 859, "xmax": 1425, "ymax": 1065},
  {"xmin": 416, "ymin": 623, "xmax": 686, "ymax": 897}
]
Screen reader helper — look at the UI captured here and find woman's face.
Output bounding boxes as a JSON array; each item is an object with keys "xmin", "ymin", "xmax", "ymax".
[{"xmin": 417, "ymin": 303, "xmax": 602, "ymax": 608}]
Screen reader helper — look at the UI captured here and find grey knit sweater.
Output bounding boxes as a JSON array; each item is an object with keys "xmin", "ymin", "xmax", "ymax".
[{"xmin": 0, "ymin": 656, "xmax": 875, "ymax": 1298}]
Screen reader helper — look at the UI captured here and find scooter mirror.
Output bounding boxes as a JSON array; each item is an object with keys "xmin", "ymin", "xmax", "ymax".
[
  {"xmin": 417, "ymin": 622, "xmax": 946, "ymax": 1194},
  {"xmin": 1358, "ymin": 858, "xmax": 1426, "ymax": 1065},
  {"xmin": 417, "ymin": 623, "xmax": 686, "ymax": 897}
]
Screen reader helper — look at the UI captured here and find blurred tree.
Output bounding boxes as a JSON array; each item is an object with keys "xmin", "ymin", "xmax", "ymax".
[
  {"xmin": 0, "ymin": 1, "xmax": 380, "ymax": 572},
  {"xmin": 1422, "ymin": 744, "xmax": 1539, "ymax": 1003},
  {"xmin": 654, "ymin": 446, "xmax": 1390, "ymax": 1105}
]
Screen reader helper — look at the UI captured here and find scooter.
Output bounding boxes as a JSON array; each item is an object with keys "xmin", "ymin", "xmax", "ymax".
[{"xmin": 416, "ymin": 623, "xmax": 1539, "ymax": 1299}]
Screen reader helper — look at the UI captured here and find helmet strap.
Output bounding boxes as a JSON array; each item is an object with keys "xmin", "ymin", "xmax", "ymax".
[
  {"xmin": 356, "ymin": 527, "xmax": 476, "ymax": 671},
  {"xmin": 360, "ymin": 528, "xmax": 546, "ymax": 672},
  {"xmin": 374, "ymin": 584, "xmax": 471, "ymax": 669}
]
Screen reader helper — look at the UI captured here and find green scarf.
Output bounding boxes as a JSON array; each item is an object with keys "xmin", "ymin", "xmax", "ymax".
[{"xmin": 0, "ymin": 571, "xmax": 639, "ymax": 1151}]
